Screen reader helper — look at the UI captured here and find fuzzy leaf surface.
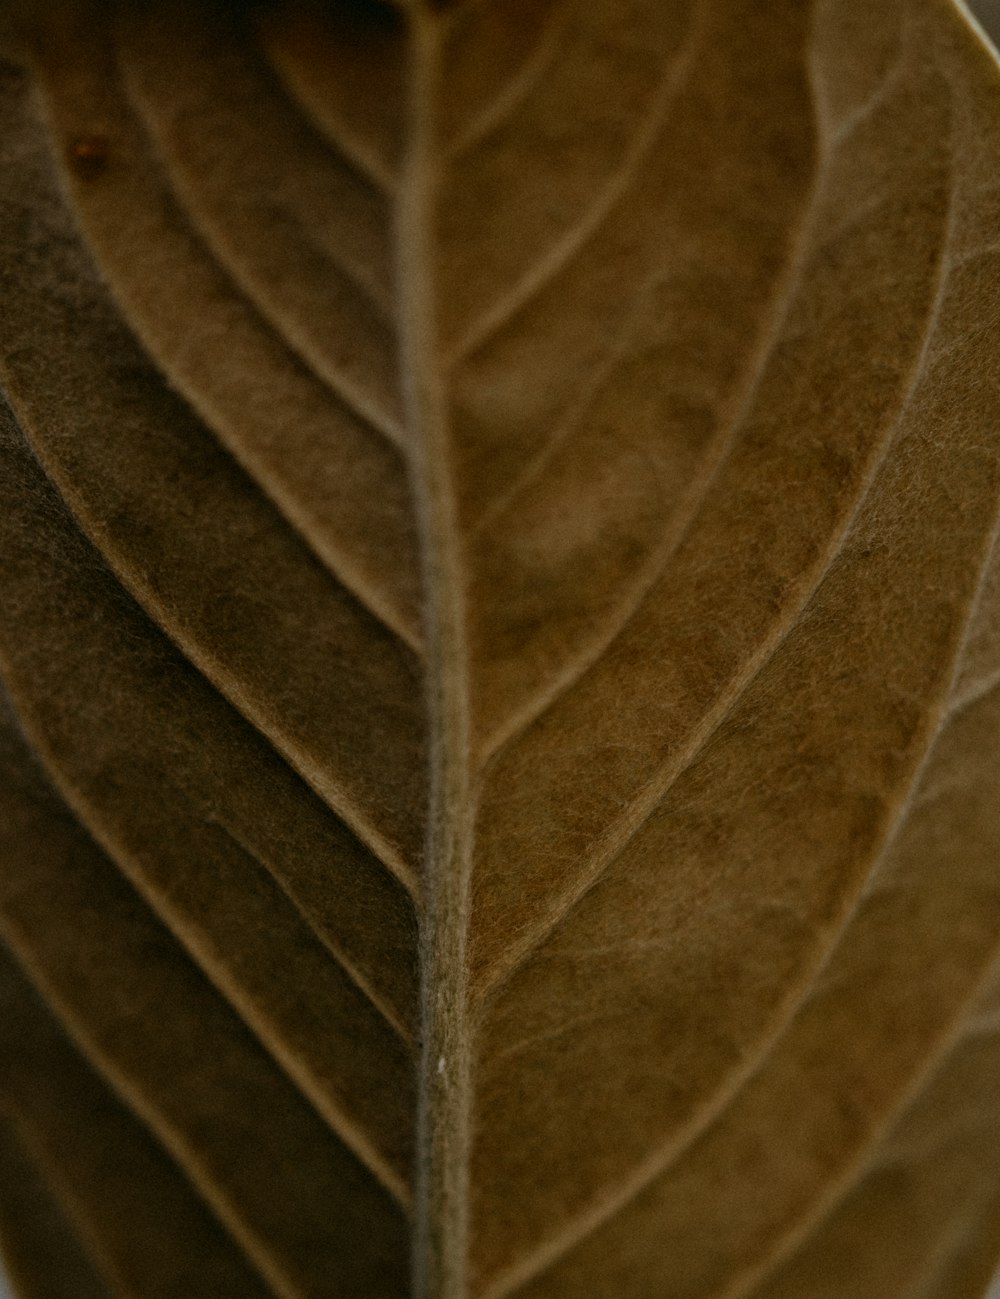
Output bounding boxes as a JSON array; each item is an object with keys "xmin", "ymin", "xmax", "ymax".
[{"xmin": 2, "ymin": 1, "xmax": 1000, "ymax": 1296}]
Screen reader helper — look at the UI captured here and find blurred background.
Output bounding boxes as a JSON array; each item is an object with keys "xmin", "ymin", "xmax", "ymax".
[{"xmin": 976, "ymin": 0, "xmax": 1000, "ymax": 37}]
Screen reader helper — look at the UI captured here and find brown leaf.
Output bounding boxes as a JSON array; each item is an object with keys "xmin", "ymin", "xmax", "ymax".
[{"xmin": 2, "ymin": 1, "xmax": 1000, "ymax": 1296}]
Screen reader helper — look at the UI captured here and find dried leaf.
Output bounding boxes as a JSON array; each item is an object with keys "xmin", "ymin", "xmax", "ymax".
[{"xmin": 2, "ymin": 1, "xmax": 1000, "ymax": 1296}]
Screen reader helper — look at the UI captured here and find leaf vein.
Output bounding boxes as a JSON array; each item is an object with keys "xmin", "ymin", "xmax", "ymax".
[
  {"xmin": 482, "ymin": 169, "xmax": 1000, "ymax": 1299},
  {"xmin": 447, "ymin": 0, "xmax": 575, "ymax": 160},
  {"xmin": 477, "ymin": 125, "xmax": 954, "ymax": 1001},
  {"xmin": 444, "ymin": 0, "xmax": 709, "ymax": 367}
]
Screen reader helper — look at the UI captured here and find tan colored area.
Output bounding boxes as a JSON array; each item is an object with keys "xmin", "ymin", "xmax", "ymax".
[{"xmin": 1, "ymin": 1, "xmax": 1000, "ymax": 1296}]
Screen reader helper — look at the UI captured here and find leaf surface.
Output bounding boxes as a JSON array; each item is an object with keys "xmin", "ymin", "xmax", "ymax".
[{"xmin": 2, "ymin": 1, "xmax": 1000, "ymax": 1296}]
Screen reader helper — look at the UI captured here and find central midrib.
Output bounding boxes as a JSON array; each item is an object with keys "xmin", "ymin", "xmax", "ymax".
[{"xmin": 397, "ymin": 8, "xmax": 475, "ymax": 1299}]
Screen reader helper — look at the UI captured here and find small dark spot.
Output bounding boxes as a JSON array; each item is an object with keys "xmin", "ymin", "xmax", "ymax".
[{"xmin": 67, "ymin": 134, "xmax": 109, "ymax": 180}]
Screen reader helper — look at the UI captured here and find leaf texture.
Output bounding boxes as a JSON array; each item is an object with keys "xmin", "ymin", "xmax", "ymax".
[{"xmin": 2, "ymin": 1, "xmax": 1000, "ymax": 1296}]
